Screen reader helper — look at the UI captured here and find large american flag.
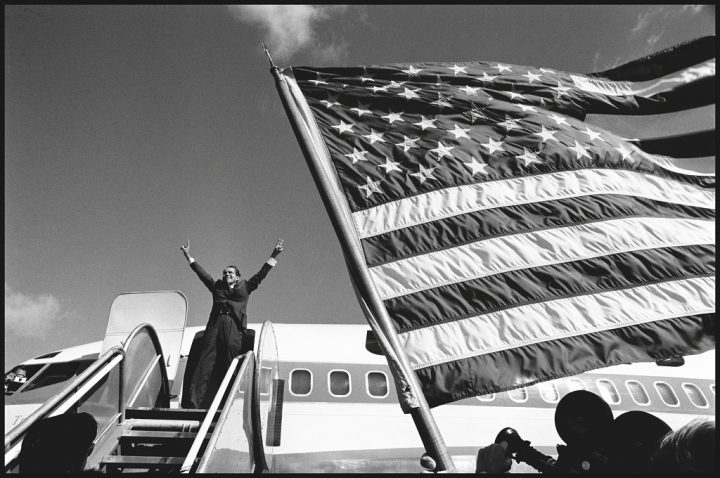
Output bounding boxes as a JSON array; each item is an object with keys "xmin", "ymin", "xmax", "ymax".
[{"xmin": 277, "ymin": 37, "xmax": 715, "ymax": 408}]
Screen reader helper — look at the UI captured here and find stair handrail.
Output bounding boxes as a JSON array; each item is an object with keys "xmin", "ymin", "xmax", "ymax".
[
  {"xmin": 4, "ymin": 345, "xmax": 125, "ymax": 454},
  {"xmin": 5, "ymin": 322, "xmax": 169, "ymax": 461},
  {"xmin": 194, "ymin": 351, "xmax": 256, "ymax": 473},
  {"xmin": 179, "ymin": 353, "xmax": 243, "ymax": 473},
  {"xmin": 251, "ymin": 320, "xmax": 279, "ymax": 472},
  {"xmin": 120, "ymin": 322, "xmax": 171, "ymax": 410}
]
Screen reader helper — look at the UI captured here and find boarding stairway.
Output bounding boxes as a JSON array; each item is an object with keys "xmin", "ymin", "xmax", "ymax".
[
  {"xmin": 98, "ymin": 407, "xmax": 220, "ymax": 472},
  {"xmin": 4, "ymin": 291, "xmax": 283, "ymax": 474}
]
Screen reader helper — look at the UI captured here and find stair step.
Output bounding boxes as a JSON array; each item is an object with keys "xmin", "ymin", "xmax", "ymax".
[
  {"xmin": 118, "ymin": 442, "xmax": 191, "ymax": 458},
  {"xmin": 127, "ymin": 419, "xmax": 202, "ymax": 432},
  {"xmin": 101, "ymin": 455, "xmax": 185, "ymax": 470},
  {"xmin": 120, "ymin": 430, "xmax": 206, "ymax": 443},
  {"xmin": 125, "ymin": 407, "xmax": 219, "ymax": 422}
]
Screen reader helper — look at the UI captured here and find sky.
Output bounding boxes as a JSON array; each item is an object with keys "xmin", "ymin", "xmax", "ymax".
[{"xmin": 4, "ymin": 5, "xmax": 715, "ymax": 368}]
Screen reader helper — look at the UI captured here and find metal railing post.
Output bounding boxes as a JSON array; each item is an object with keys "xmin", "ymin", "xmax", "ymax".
[{"xmin": 118, "ymin": 357, "xmax": 125, "ymax": 423}]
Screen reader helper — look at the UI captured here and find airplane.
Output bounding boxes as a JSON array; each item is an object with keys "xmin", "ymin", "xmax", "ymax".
[{"xmin": 4, "ymin": 290, "xmax": 715, "ymax": 473}]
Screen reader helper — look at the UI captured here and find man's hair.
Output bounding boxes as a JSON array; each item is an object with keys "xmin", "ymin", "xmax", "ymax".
[{"xmin": 650, "ymin": 418, "xmax": 715, "ymax": 473}]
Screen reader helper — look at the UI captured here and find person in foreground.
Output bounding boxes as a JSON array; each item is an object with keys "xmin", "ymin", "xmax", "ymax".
[
  {"xmin": 180, "ymin": 238, "xmax": 283, "ymax": 409},
  {"xmin": 19, "ymin": 412, "xmax": 97, "ymax": 473},
  {"xmin": 649, "ymin": 418, "xmax": 715, "ymax": 473}
]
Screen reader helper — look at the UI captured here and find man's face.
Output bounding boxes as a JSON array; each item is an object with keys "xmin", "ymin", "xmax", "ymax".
[{"xmin": 223, "ymin": 268, "xmax": 239, "ymax": 286}]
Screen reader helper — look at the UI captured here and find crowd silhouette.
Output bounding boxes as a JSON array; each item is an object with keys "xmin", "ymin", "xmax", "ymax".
[{"xmin": 420, "ymin": 389, "xmax": 715, "ymax": 474}]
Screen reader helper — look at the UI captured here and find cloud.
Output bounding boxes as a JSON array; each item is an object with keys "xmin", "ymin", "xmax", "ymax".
[
  {"xmin": 310, "ymin": 36, "xmax": 349, "ymax": 65},
  {"xmin": 5, "ymin": 283, "xmax": 68, "ymax": 337},
  {"xmin": 228, "ymin": 5, "xmax": 351, "ymax": 61},
  {"xmin": 645, "ymin": 33, "xmax": 662, "ymax": 48},
  {"xmin": 631, "ymin": 11, "xmax": 653, "ymax": 33},
  {"xmin": 680, "ymin": 5, "xmax": 704, "ymax": 15},
  {"xmin": 629, "ymin": 5, "xmax": 706, "ymax": 55}
]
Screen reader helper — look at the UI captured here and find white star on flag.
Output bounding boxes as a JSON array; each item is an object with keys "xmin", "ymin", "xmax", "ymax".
[
  {"xmin": 449, "ymin": 64, "xmax": 468, "ymax": 75},
  {"xmin": 522, "ymin": 71, "xmax": 542, "ymax": 83},
  {"xmin": 615, "ymin": 144, "xmax": 633, "ymax": 161},
  {"xmin": 401, "ymin": 65, "xmax": 423, "ymax": 76},
  {"xmin": 497, "ymin": 115, "xmax": 522, "ymax": 132},
  {"xmin": 397, "ymin": 87, "xmax": 421, "ymax": 100},
  {"xmin": 516, "ymin": 104, "xmax": 538, "ymax": 113},
  {"xmin": 369, "ymin": 84, "xmax": 390, "ymax": 93},
  {"xmin": 494, "ymin": 63, "xmax": 512, "ymax": 73},
  {"xmin": 309, "ymin": 74, "xmax": 328, "ymax": 85},
  {"xmin": 480, "ymin": 72, "xmax": 497, "ymax": 82},
  {"xmin": 351, "ymin": 104, "xmax": 372, "ymax": 116},
  {"xmin": 482, "ymin": 136, "xmax": 505, "ymax": 155},
  {"xmin": 458, "ymin": 85, "xmax": 480, "ymax": 96},
  {"xmin": 551, "ymin": 80, "xmax": 572, "ymax": 98},
  {"xmin": 388, "ymin": 80, "xmax": 406, "ymax": 89},
  {"xmin": 344, "ymin": 148, "xmax": 369, "ymax": 164},
  {"xmin": 378, "ymin": 156, "xmax": 402, "ymax": 174},
  {"xmin": 463, "ymin": 156, "xmax": 490, "ymax": 176},
  {"xmin": 516, "ymin": 148, "xmax": 542, "ymax": 166},
  {"xmin": 539, "ymin": 67, "xmax": 555, "ymax": 74},
  {"xmin": 395, "ymin": 135, "xmax": 420, "ymax": 152},
  {"xmin": 569, "ymin": 140, "xmax": 592, "ymax": 160},
  {"xmin": 430, "ymin": 93, "xmax": 453, "ymax": 109},
  {"xmin": 448, "ymin": 124, "xmax": 471, "ymax": 140},
  {"xmin": 358, "ymin": 73, "xmax": 374, "ymax": 83},
  {"xmin": 414, "ymin": 116, "xmax": 437, "ymax": 131},
  {"xmin": 331, "ymin": 120, "xmax": 355, "ymax": 134},
  {"xmin": 410, "ymin": 165, "xmax": 437, "ymax": 184},
  {"xmin": 547, "ymin": 112, "xmax": 570, "ymax": 126},
  {"xmin": 382, "ymin": 111, "xmax": 405, "ymax": 124},
  {"xmin": 508, "ymin": 92, "xmax": 527, "ymax": 101},
  {"xmin": 430, "ymin": 142, "xmax": 455, "ymax": 161},
  {"xmin": 582, "ymin": 127, "xmax": 603, "ymax": 142},
  {"xmin": 468, "ymin": 104, "xmax": 487, "ymax": 123},
  {"xmin": 321, "ymin": 99, "xmax": 340, "ymax": 109},
  {"xmin": 533, "ymin": 124, "xmax": 559, "ymax": 143},
  {"xmin": 362, "ymin": 129, "xmax": 385, "ymax": 144},
  {"xmin": 358, "ymin": 175, "xmax": 382, "ymax": 198}
]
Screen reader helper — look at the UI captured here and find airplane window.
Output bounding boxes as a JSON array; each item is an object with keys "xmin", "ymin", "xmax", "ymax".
[
  {"xmin": 508, "ymin": 387, "xmax": 528, "ymax": 403},
  {"xmin": 566, "ymin": 378, "xmax": 586, "ymax": 392},
  {"xmin": 625, "ymin": 380, "xmax": 650, "ymax": 405},
  {"xmin": 654, "ymin": 382, "xmax": 679, "ymax": 407},
  {"xmin": 366, "ymin": 371, "xmax": 388, "ymax": 398},
  {"xmin": 538, "ymin": 382, "xmax": 560, "ymax": 403},
  {"xmin": 5, "ymin": 364, "xmax": 45, "ymax": 385},
  {"xmin": 477, "ymin": 393, "xmax": 495, "ymax": 402},
  {"xmin": 596, "ymin": 379, "xmax": 620, "ymax": 404},
  {"xmin": 289, "ymin": 369, "xmax": 312, "ymax": 396},
  {"xmin": 5, "ymin": 360, "xmax": 94, "ymax": 404},
  {"xmin": 19, "ymin": 361, "xmax": 94, "ymax": 393},
  {"xmin": 329, "ymin": 370, "xmax": 351, "ymax": 397},
  {"xmin": 682, "ymin": 383, "xmax": 708, "ymax": 408},
  {"xmin": 259, "ymin": 367, "xmax": 273, "ymax": 396}
]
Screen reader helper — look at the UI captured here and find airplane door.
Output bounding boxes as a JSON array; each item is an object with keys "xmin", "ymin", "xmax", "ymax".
[{"xmin": 101, "ymin": 291, "xmax": 187, "ymax": 381}]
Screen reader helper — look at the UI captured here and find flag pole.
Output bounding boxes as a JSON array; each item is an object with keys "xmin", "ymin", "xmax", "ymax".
[{"xmin": 264, "ymin": 44, "xmax": 455, "ymax": 472}]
